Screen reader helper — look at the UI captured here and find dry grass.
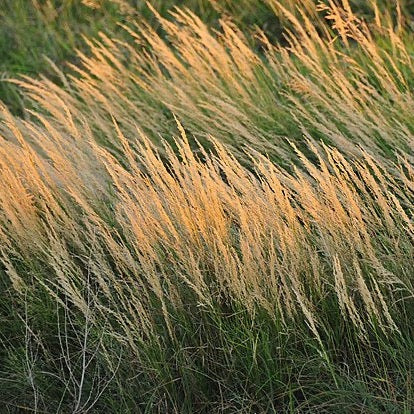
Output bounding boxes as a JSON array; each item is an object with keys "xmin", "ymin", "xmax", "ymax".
[
  {"xmin": 1, "ymin": 1, "xmax": 414, "ymax": 411},
  {"xmin": 1, "ymin": 101, "xmax": 413, "ymax": 337},
  {"xmin": 12, "ymin": 0, "xmax": 411, "ymax": 163}
]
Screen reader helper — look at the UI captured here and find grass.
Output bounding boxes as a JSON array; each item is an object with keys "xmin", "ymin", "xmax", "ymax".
[
  {"xmin": 0, "ymin": 0, "xmax": 404, "ymax": 113},
  {"xmin": 0, "ymin": 0, "xmax": 276, "ymax": 114},
  {"xmin": 0, "ymin": 0, "xmax": 414, "ymax": 412}
]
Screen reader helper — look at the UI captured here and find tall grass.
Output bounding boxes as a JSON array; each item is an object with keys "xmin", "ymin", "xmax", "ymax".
[
  {"xmin": 14, "ymin": 0, "xmax": 412, "ymax": 165},
  {"xmin": 1, "ymin": 0, "xmax": 414, "ymax": 412},
  {"xmin": 0, "ymin": 0, "xmax": 274, "ymax": 113}
]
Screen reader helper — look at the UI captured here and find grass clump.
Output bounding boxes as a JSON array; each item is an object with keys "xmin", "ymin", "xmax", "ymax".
[
  {"xmin": 0, "ymin": 0, "xmax": 413, "ymax": 412},
  {"xmin": 0, "ymin": 0, "xmax": 275, "ymax": 114}
]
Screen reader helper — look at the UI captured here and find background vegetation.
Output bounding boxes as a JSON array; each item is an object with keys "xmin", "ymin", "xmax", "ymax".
[{"xmin": 1, "ymin": 1, "xmax": 414, "ymax": 412}]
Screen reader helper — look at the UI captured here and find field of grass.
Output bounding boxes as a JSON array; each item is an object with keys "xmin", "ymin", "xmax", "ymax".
[{"xmin": 1, "ymin": 1, "xmax": 414, "ymax": 412}]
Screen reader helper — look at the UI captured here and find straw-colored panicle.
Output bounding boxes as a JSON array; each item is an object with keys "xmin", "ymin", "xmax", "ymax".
[{"xmin": 0, "ymin": 1, "xmax": 413, "ymax": 391}]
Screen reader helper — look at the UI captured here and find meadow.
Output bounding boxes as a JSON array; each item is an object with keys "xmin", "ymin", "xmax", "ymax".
[{"xmin": 0, "ymin": 1, "xmax": 413, "ymax": 412}]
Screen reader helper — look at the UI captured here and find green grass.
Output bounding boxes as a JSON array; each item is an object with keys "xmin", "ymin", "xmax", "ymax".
[{"xmin": 2, "ymin": 274, "xmax": 412, "ymax": 412}]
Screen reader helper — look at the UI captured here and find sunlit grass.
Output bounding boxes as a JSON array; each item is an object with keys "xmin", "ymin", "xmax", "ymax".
[{"xmin": 0, "ymin": 1, "xmax": 413, "ymax": 412}]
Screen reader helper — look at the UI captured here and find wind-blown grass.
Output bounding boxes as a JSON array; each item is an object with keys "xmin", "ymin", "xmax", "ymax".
[
  {"xmin": 0, "ymin": 1, "xmax": 414, "ymax": 412},
  {"xmin": 0, "ymin": 0, "xmax": 275, "ymax": 113},
  {"xmin": 14, "ymin": 0, "xmax": 412, "ymax": 164}
]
